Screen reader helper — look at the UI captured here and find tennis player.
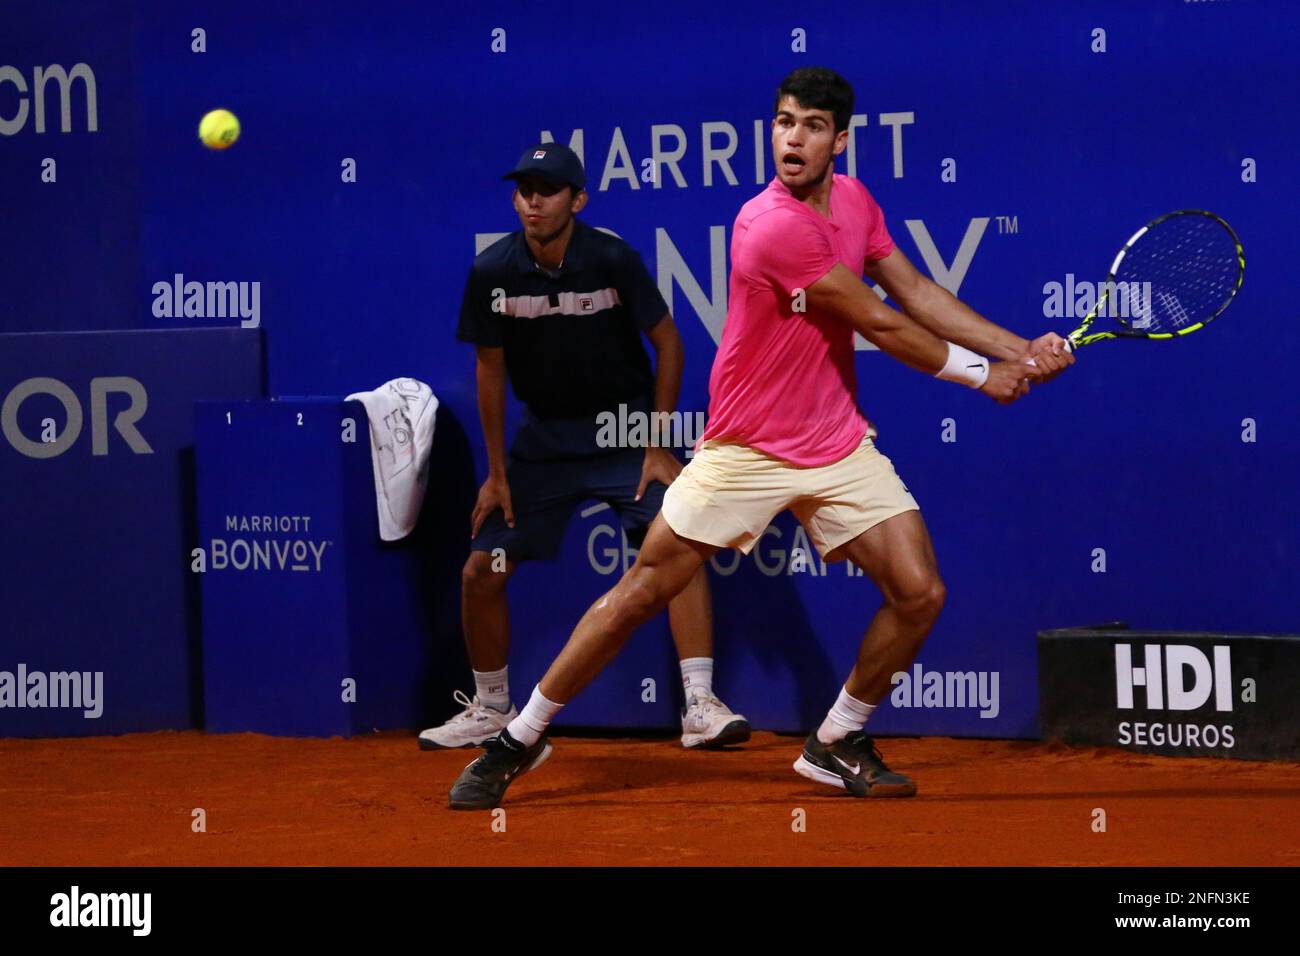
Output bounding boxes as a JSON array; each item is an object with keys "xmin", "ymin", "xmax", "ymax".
[
  {"xmin": 421, "ymin": 142, "xmax": 750, "ymax": 753},
  {"xmin": 448, "ymin": 69, "xmax": 1072, "ymax": 809}
]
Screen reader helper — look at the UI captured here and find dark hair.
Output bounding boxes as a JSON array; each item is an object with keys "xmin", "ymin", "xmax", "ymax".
[{"xmin": 774, "ymin": 67, "xmax": 854, "ymax": 134}]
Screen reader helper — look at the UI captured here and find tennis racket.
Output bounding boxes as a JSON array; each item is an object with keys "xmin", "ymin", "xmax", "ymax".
[{"xmin": 1035, "ymin": 209, "xmax": 1244, "ymax": 361}]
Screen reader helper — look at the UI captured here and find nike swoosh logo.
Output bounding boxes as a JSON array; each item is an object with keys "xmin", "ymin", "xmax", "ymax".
[{"xmin": 831, "ymin": 754, "xmax": 861, "ymax": 775}]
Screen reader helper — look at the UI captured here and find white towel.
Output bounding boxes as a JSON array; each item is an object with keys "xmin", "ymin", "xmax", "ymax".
[{"xmin": 345, "ymin": 378, "xmax": 439, "ymax": 541}]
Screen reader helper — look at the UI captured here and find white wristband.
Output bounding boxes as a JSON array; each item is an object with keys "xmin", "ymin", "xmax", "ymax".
[{"xmin": 936, "ymin": 341, "xmax": 990, "ymax": 389}]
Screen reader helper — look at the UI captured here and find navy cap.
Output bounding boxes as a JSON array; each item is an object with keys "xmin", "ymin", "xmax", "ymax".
[{"xmin": 503, "ymin": 142, "xmax": 585, "ymax": 191}]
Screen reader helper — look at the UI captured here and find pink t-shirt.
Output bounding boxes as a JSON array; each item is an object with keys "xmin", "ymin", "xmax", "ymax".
[{"xmin": 699, "ymin": 174, "xmax": 895, "ymax": 466}]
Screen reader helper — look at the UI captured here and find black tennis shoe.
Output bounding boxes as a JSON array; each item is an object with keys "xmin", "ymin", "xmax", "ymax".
[
  {"xmin": 448, "ymin": 727, "xmax": 553, "ymax": 810},
  {"xmin": 793, "ymin": 730, "xmax": 917, "ymax": 797}
]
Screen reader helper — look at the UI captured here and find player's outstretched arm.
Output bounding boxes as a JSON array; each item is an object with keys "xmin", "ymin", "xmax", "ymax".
[
  {"xmin": 864, "ymin": 248, "xmax": 1073, "ymax": 378},
  {"xmin": 805, "ymin": 263, "xmax": 1038, "ymax": 403},
  {"xmin": 807, "ymin": 263, "xmax": 947, "ymax": 371},
  {"xmin": 864, "ymin": 248, "xmax": 1026, "ymax": 358}
]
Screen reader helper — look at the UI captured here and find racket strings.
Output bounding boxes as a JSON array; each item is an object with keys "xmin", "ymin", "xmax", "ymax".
[{"xmin": 1110, "ymin": 214, "xmax": 1240, "ymax": 334}]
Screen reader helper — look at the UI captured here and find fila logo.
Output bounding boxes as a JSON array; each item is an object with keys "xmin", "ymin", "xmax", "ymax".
[
  {"xmin": 1114, "ymin": 644, "xmax": 1232, "ymax": 712},
  {"xmin": 533, "ymin": 150, "xmax": 546, "ymax": 159},
  {"xmin": 578, "ymin": 296, "xmax": 594, "ymax": 312}
]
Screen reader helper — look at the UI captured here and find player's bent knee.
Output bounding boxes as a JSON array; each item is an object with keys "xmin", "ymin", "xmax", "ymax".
[
  {"xmin": 927, "ymin": 577, "xmax": 948, "ymax": 618},
  {"xmin": 892, "ymin": 575, "xmax": 946, "ymax": 625},
  {"xmin": 612, "ymin": 571, "xmax": 667, "ymax": 628},
  {"xmin": 462, "ymin": 553, "xmax": 510, "ymax": 596}
]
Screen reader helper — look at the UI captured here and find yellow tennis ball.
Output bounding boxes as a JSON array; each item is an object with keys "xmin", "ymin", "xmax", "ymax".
[{"xmin": 198, "ymin": 108, "xmax": 240, "ymax": 150}]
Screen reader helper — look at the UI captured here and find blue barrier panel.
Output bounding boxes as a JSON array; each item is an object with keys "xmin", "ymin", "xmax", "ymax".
[
  {"xmin": 4, "ymin": 2, "xmax": 1298, "ymax": 739},
  {"xmin": 195, "ymin": 398, "xmax": 441, "ymax": 737},
  {"xmin": 0, "ymin": 328, "xmax": 264, "ymax": 737}
]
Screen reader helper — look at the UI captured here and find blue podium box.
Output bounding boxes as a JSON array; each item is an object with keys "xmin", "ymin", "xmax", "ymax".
[
  {"xmin": 195, "ymin": 398, "xmax": 436, "ymax": 737},
  {"xmin": 0, "ymin": 328, "xmax": 265, "ymax": 738}
]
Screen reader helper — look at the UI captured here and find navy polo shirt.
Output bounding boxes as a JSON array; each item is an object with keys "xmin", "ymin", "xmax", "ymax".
[{"xmin": 457, "ymin": 220, "xmax": 669, "ymax": 459}]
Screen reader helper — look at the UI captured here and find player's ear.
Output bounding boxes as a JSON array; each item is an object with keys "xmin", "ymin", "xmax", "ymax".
[
  {"xmin": 832, "ymin": 127, "xmax": 849, "ymax": 156},
  {"xmin": 570, "ymin": 188, "xmax": 589, "ymax": 214}
]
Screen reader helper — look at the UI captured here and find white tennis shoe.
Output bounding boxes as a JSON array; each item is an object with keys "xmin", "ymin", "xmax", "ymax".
[
  {"xmin": 681, "ymin": 689, "xmax": 752, "ymax": 749},
  {"xmin": 418, "ymin": 690, "xmax": 516, "ymax": 750}
]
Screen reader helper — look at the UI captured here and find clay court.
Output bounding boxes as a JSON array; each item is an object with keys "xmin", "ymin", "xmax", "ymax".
[{"xmin": 2, "ymin": 731, "xmax": 1295, "ymax": 867}]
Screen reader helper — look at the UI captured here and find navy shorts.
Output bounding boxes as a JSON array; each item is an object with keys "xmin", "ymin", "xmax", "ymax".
[{"xmin": 471, "ymin": 449, "xmax": 666, "ymax": 562}]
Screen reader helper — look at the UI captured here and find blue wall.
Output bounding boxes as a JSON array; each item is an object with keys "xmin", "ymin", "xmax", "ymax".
[{"xmin": 2, "ymin": 0, "xmax": 1297, "ymax": 736}]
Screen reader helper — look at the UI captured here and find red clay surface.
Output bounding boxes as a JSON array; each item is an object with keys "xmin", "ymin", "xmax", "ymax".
[{"xmin": 1, "ymin": 731, "xmax": 1296, "ymax": 866}]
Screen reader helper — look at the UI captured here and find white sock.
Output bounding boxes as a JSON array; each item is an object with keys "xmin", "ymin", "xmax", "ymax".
[
  {"xmin": 679, "ymin": 657, "xmax": 714, "ymax": 697},
  {"xmin": 473, "ymin": 666, "xmax": 511, "ymax": 714},
  {"xmin": 507, "ymin": 685, "xmax": 564, "ymax": 746},
  {"xmin": 816, "ymin": 686, "xmax": 876, "ymax": 744}
]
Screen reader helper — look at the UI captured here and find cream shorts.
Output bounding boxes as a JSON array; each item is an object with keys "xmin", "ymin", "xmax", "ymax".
[{"xmin": 662, "ymin": 431, "xmax": 919, "ymax": 560}]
